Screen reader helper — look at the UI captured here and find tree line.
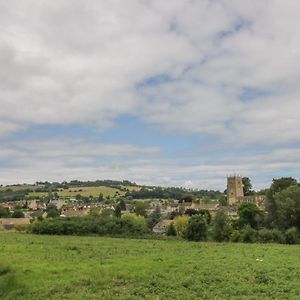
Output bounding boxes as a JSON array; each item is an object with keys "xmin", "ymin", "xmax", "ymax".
[{"xmin": 125, "ymin": 186, "xmax": 222, "ymax": 200}]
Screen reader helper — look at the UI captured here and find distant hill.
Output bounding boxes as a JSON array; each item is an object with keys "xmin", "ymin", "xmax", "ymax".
[{"xmin": 0, "ymin": 180, "xmax": 222, "ymax": 202}]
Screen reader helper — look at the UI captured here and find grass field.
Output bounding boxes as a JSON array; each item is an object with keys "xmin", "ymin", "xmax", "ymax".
[
  {"xmin": 1, "ymin": 184, "xmax": 140, "ymax": 199},
  {"xmin": 1, "ymin": 233, "xmax": 300, "ymax": 299},
  {"xmin": 57, "ymin": 186, "xmax": 124, "ymax": 198},
  {"xmin": 26, "ymin": 186, "xmax": 126, "ymax": 199}
]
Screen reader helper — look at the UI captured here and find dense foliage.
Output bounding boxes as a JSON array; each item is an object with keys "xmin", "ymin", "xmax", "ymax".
[
  {"xmin": 184, "ymin": 215, "xmax": 208, "ymax": 241},
  {"xmin": 29, "ymin": 214, "xmax": 148, "ymax": 236},
  {"xmin": 125, "ymin": 186, "xmax": 222, "ymax": 200},
  {"xmin": 0, "ymin": 189, "xmax": 32, "ymax": 202}
]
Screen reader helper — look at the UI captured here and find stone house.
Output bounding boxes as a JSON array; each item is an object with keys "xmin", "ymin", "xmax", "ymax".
[{"xmin": 153, "ymin": 220, "xmax": 173, "ymax": 233}]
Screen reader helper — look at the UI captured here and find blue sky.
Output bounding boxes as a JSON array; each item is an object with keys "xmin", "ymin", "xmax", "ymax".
[{"xmin": 0, "ymin": 0, "xmax": 300, "ymax": 190}]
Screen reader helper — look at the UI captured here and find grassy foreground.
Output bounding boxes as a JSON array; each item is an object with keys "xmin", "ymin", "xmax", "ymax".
[{"xmin": 1, "ymin": 234, "xmax": 300, "ymax": 300}]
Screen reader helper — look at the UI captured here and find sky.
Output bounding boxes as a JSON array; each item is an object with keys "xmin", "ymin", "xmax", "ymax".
[{"xmin": 0, "ymin": 0, "xmax": 300, "ymax": 190}]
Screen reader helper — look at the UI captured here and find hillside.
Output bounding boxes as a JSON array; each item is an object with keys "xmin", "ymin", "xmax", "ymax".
[
  {"xmin": 0, "ymin": 180, "xmax": 222, "ymax": 202},
  {"xmin": 1, "ymin": 233, "xmax": 300, "ymax": 299}
]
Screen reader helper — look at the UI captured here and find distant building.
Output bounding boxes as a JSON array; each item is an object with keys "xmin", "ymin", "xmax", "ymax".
[
  {"xmin": 227, "ymin": 175, "xmax": 266, "ymax": 207},
  {"xmin": 61, "ymin": 209, "xmax": 89, "ymax": 217},
  {"xmin": 227, "ymin": 175, "xmax": 244, "ymax": 205},
  {"xmin": 190, "ymin": 203, "xmax": 219, "ymax": 218},
  {"xmin": 153, "ymin": 220, "xmax": 173, "ymax": 233},
  {"xmin": 50, "ymin": 199, "xmax": 67, "ymax": 210}
]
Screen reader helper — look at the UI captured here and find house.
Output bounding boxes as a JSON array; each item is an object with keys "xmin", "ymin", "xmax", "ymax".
[
  {"xmin": 190, "ymin": 203, "xmax": 219, "ymax": 218},
  {"xmin": 50, "ymin": 199, "xmax": 67, "ymax": 209},
  {"xmin": 26, "ymin": 210, "xmax": 47, "ymax": 219},
  {"xmin": 152, "ymin": 220, "xmax": 173, "ymax": 233},
  {"xmin": 61, "ymin": 209, "xmax": 89, "ymax": 217}
]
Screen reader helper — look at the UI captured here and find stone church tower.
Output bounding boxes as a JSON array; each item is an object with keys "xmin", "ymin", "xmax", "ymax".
[{"xmin": 227, "ymin": 175, "xmax": 244, "ymax": 205}]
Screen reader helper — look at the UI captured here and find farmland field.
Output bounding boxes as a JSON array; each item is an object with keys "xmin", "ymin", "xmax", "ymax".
[
  {"xmin": 57, "ymin": 186, "xmax": 123, "ymax": 198},
  {"xmin": 1, "ymin": 233, "xmax": 300, "ymax": 299},
  {"xmin": 26, "ymin": 186, "xmax": 125, "ymax": 199}
]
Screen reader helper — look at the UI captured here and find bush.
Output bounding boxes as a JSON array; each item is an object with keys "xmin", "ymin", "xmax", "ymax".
[
  {"xmin": 184, "ymin": 215, "xmax": 208, "ymax": 241},
  {"xmin": 166, "ymin": 223, "xmax": 176, "ymax": 236},
  {"xmin": 285, "ymin": 227, "xmax": 299, "ymax": 244},
  {"xmin": 174, "ymin": 215, "xmax": 189, "ymax": 237},
  {"xmin": 212, "ymin": 208, "xmax": 232, "ymax": 242},
  {"xmin": 0, "ymin": 206, "xmax": 10, "ymax": 218},
  {"xmin": 29, "ymin": 214, "xmax": 149, "ymax": 237},
  {"xmin": 230, "ymin": 230, "xmax": 241, "ymax": 243},
  {"xmin": 236, "ymin": 203, "xmax": 263, "ymax": 229},
  {"xmin": 239, "ymin": 226, "xmax": 258, "ymax": 243},
  {"xmin": 11, "ymin": 209, "xmax": 24, "ymax": 218},
  {"xmin": 258, "ymin": 228, "xmax": 285, "ymax": 244}
]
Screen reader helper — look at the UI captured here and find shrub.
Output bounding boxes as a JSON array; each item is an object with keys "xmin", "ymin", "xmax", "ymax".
[
  {"xmin": 0, "ymin": 206, "xmax": 10, "ymax": 218},
  {"xmin": 230, "ymin": 230, "xmax": 241, "ymax": 243},
  {"xmin": 236, "ymin": 203, "xmax": 263, "ymax": 229},
  {"xmin": 166, "ymin": 223, "xmax": 176, "ymax": 236},
  {"xmin": 174, "ymin": 215, "xmax": 190, "ymax": 237},
  {"xmin": 11, "ymin": 209, "xmax": 24, "ymax": 218},
  {"xmin": 239, "ymin": 226, "xmax": 258, "ymax": 243},
  {"xmin": 30, "ymin": 214, "xmax": 149, "ymax": 237},
  {"xmin": 184, "ymin": 215, "xmax": 208, "ymax": 241},
  {"xmin": 258, "ymin": 228, "xmax": 285, "ymax": 244},
  {"xmin": 212, "ymin": 208, "xmax": 232, "ymax": 242},
  {"xmin": 285, "ymin": 227, "xmax": 299, "ymax": 244},
  {"xmin": 146, "ymin": 206, "xmax": 161, "ymax": 229}
]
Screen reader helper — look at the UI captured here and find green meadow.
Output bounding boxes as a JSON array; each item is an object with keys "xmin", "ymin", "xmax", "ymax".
[
  {"xmin": 1, "ymin": 233, "xmax": 300, "ymax": 299},
  {"xmin": 26, "ymin": 186, "xmax": 125, "ymax": 199},
  {"xmin": 57, "ymin": 186, "xmax": 123, "ymax": 198}
]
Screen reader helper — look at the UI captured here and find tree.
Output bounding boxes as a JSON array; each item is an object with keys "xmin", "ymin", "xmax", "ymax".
[
  {"xmin": 212, "ymin": 208, "xmax": 232, "ymax": 242},
  {"xmin": 272, "ymin": 185, "xmax": 300, "ymax": 230},
  {"xmin": 198, "ymin": 209, "xmax": 211, "ymax": 224},
  {"xmin": 122, "ymin": 213, "xmax": 148, "ymax": 232},
  {"xmin": 0, "ymin": 206, "xmax": 10, "ymax": 218},
  {"xmin": 134, "ymin": 202, "xmax": 148, "ymax": 217},
  {"xmin": 265, "ymin": 177, "xmax": 298, "ymax": 227},
  {"xmin": 285, "ymin": 227, "xmax": 299, "ymax": 244},
  {"xmin": 166, "ymin": 223, "xmax": 177, "ymax": 236},
  {"xmin": 184, "ymin": 208, "xmax": 199, "ymax": 216},
  {"xmin": 218, "ymin": 195, "xmax": 228, "ymax": 207},
  {"xmin": 184, "ymin": 215, "xmax": 208, "ymax": 241},
  {"xmin": 146, "ymin": 206, "xmax": 161, "ymax": 229},
  {"xmin": 114, "ymin": 204, "xmax": 121, "ymax": 218},
  {"xmin": 11, "ymin": 209, "xmax": 24, "ymax": 218},
  {"xmin": 236, "ymin": 203, "xmax": 263, "ymax": 229},
  {"xmin": 100, "ymin": 208, "xmax": 114, "ymax": 218},
  {"xmin": 98, "ymin": 193, "xmax": 104, "ymax": 202},
  {"xmin": 46, "ymin": 204, "xmax": 59, "ymax": 218},
  {"xmin": 268, "ymin": 177, "xmax": 298, "ymax": 196},
  {"xmin": 242, "ymin": 177, "xmax": 254, "ymax": 196},
  {"xmin": 174, "ymin": 215, "xmax": 190, "ymax": 237},
  {"xmin": 75, "ymin": 194, "xmax": 82, "ymax": 201},
  {"xmin": 119, "ymin": 198, "xmax": 126, "ymax": 211},
  {"xmin": 179, "ymin": 194, "xmax": 194, "ymax": 203}
]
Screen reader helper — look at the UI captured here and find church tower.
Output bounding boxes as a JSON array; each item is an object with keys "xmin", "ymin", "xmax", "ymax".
[{"xmin": 227, "ymin": 175, "xmax": 244, "ymax": 205}]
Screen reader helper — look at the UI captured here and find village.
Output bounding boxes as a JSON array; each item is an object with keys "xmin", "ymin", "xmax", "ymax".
[{"xmin": 0, "ymin": 176, "xmax": 266, "ymax": 232}]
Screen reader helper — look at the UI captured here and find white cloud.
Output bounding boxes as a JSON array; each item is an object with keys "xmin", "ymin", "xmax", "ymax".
[
  {"xmin": 0, "ymin": 137, "xmax": 299, "ymax": 189},
  {"xmin": 0, "ymin": 0, "xmax": 298, "ymax": 143},
  {"xmin": 0, "ymin": 1, "xmax": 300, "ymax": 187}
]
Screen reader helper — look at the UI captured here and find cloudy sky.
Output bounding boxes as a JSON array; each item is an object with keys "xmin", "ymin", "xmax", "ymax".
[{"xmin": 0, "ymin": 0, "xmax": 300, "ymax": 190}]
